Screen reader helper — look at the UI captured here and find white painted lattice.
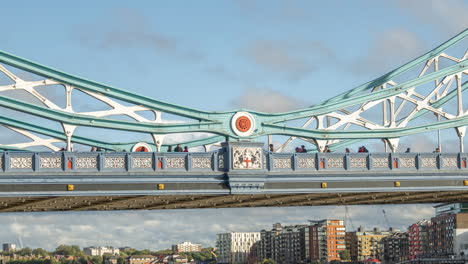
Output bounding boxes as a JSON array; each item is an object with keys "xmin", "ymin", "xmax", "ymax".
[
  {"xmin": 327, "ymin": 158, "xmax": 344, "ymax": 169},
  {"xmin": 75, "ymin": 157, "xmax": 98, "ymax": 169},
  {"xmin": 443, "ymin": 157, "xmax": 458, "ymax": 167},
  {"xmin": 399, "ymin": 158, "xmax": 416, "ymax": 168},
  {"xmin": 105, "ymin": 157, "xmax": 126, "ymax": 168},
  {"xmin": 166, "ymin": 157, "xmax": 186, "ymax": 169},
  {"xmin": 192, "ymin": 157, "xmax": 212, "ymax": 169},
  {"xmin": 132, "ymin": 157, "xmax": 152, "ymax": 169},
  {"xmin": 273, "ymin": 158, "xmax": 292, "ymax": 169},
  {"xmin": 40, "ymin": 157, "xmax": 62, "ymax": 169},
  {"xmin": 10, "ymin": 157, "xmax": 33, "ymax": 169},
  {"xmin": 372, "ymin": 158, "xmax": 388, "ymax": 168},
  {"xmin": 421, "ymin": 157, "xmax": 438, "ymax": 168},
  {"xmin": 298, "ymin": 157, "xmax": 315, "ymax": 169},
  {"xmin": 350, "ymin": 157, "xmax": 367, "ymax": 168}
]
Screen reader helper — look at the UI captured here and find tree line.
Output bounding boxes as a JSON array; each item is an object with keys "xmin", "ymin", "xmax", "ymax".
[{"xmin": 0, "ymin": 245, "xmax": 216, "ymax": 264}]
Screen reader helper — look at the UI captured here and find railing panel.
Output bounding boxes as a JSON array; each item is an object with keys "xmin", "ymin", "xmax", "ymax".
[
  {"xmin": 102, "ymin": 153, "xmax": 127, "ymax": 171},
  {"xmin": 271, "ymin": 153, "xmax": 294, "ymax": 171},
  {"xmin": 162, "ymin": 153, "xmax": 188, "ymax": 171},
  {"xmin": 71, "ymin": 153, "xmax": 100, "ymax": 171},
  {"xmin": 129, "ymin": 152, "xmax": 154, "ymax": 172},
  {"xmin": 441, "ymin": 154, "xmax": 459, "ymax": 170},
  {"xmin": 419, "ymin": 153, "xmax": 440, "ymax": 170},
  {"xmin": 38, "ymin": 152, "xmax": 63, "ymax": 172},
  {"xmin": 370, "ymin": 154, "xmax": 390, "ymax": 170},
  {"xmin": 319, "ymin": 153, "xmax": 346, "ymax": 171},
  {"xmin": 191, "ymin": 153, "xmax": 214, "ymax": 171},
  {"xmin": 7, "ymin": 152, "xmax": 35, "ymax": 172},
  {"xmin": 348, "ymin": 153, "xmax": 369, "ymax": 171},
  {"xmin": 392, "ymin": 153, "xmax": 418, "ymax": 171},
  {"xmin": 295, "ymin": 154, "xmax": 316, "ymax": 171}
]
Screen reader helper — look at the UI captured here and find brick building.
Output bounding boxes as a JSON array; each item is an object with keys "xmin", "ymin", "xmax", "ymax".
[
  {"xmin": 429, "ymin": 203, "xmax": 468, "ymax": 257},
  {"xmin": 309, "ymin": 219, "xmax": 346, "ymax": 263},
  {"xmin": 408, "ymin": 220, "xmax": 430, "ymax": 259}
]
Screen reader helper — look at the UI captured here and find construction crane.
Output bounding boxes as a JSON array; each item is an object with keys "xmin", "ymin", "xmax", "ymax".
[
  {"xmin": 211, "ymin": 249, "xmax": 218, "ymax": 262},
  {"xmin": 382, "ymin": 209, "xmax": 392, "ymax": 229},
  {"xmin": 344, "ymin": 206, "xmax": 356, "ymax": 231},
  {"xmin": 13, "ymin": 216, "xmax": 24, "ymax": 249}
]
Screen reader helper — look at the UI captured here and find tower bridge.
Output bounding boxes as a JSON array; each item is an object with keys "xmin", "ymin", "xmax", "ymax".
[{"xmin": 0, "ymin": 30, "xmax": 466, "ymax": 212}]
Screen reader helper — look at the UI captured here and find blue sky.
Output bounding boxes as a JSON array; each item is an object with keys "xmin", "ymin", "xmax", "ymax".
[
  {"xmin": 3, "ymin": 0, "xmax": 464, "ymax": 112},
  {"xmin": 0, "ymin": 0, "xmax": 467, "ymax": 251}
]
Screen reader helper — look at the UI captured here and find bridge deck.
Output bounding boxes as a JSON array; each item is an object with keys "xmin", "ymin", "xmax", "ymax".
[
  {"xmin": 0, "ymin": 191, "xmax": 467, "ymax": 212},
  {"xmin": 1, "ymin": 145, "xmax": 468, "ymax": 212}
]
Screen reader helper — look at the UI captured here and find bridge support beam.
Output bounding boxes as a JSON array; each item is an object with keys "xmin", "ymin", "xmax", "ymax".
[
  {"xmin": 456, "ymin": 126, "xmax": 466, "ymax": 153},
  {"xmin": 383, "ymin": 138, "xmax": 399, "ymax": 153}
]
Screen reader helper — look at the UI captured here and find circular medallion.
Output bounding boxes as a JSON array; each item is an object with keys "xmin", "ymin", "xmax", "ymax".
[
  {"xmin": 235, "ymin": 116, "xmax": 252, "ymax": 132},
  {"xmin": 231, "ymin": 112, "xmax": 255, "ymax": 137},
  {"xmin": 131, "ymin": 142, "xmax": 153, "ymax": 152}
]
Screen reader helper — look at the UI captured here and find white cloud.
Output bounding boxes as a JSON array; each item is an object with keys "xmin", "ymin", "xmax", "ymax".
[
  {"xmin": 242, "ymin": 40, "xmax": 336, "ymax": 81},
  {"xmin": 397, "ymin": 0, "xmax": 468, "ymax": 35},
  {"xmin": 0, "ymin": 204, "xmax": 435, "ymax": 251},
  {"xmin": 76, "ymin": 8, "xmax": 204, "ymax": 62},
  {"xmin": 351, "ymin": 28, "xmax": 427, "ymax": 76},
  {"xmin": 230, "ymin": 88, "xmax": 309, "ymax": 113}
]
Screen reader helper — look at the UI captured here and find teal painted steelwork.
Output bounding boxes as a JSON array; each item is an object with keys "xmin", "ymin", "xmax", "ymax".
[
  {"xmin": 0, "ymin": 29, "xmax": 466, "ymax": 151},
  {"xmin": 0, "ymin": 116, "xmax": 225, "ymax": 150}
]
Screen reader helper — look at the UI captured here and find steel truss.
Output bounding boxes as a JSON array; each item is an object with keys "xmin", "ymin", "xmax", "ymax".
[{"xmin": 0, "ymin": 29, "xmax": 467, "ymax": 152}]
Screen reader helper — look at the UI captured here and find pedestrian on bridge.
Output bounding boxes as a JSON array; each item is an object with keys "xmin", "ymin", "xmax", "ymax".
[{"xmin": 174, "ymin": 144, "xmax": 183, "ymax": 152}]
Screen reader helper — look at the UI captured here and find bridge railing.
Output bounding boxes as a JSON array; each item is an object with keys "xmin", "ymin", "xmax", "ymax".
[
  {"xmin": 268, "ymin": 152, "xmax": 468, "ymax": 172},
  {"xmin": 0, "ymin": 151, "xmax": 467, "ymax": 173},
  {"xmin": 0, "ymin": 151, "xmax": 225, "ymax": 173}
]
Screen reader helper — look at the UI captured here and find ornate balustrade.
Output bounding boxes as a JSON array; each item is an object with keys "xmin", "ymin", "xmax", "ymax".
[
  {"xmin": 0, "ymin": 150, "xmax": 466, "ymax": 174},
  {"xmin": 267, "ymin": 152, "xmax": 467, "ymax": 172},
  {"xmin": 0, "ymin": 151, "xmax": 224, "ymax": 173}
]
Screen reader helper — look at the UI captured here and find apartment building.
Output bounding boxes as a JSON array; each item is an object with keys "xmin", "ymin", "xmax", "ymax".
[
  {"xmin": 83, "ymin": 246, "xmax": 120, "ymax": 256},
  {"xmin": 309, "ymin": 219, "xmax": 346, "ymax": 263},
  {"xmin": 216, "ymin": 232, "xmax": 260, "ymax": 264},
  {"xmin": 126, "ymin": 255, "xmax": 158, "ymax": 264},
  {"xmin": 408, "ymin": 220, "xmax": 430, "ymax": 259},
  {"xmin": 171, "ymin": 241, "xmax": 202, "ymax": 253},
  {"xmin": 2, "ymin": 244, "xmax": 16, "ymax": 252},
  {"xmin": 429, "ymin": 203, "xmax": 468, "ymax": 257},
  {"xmin": 346, "ymin": 227, "xmax": 393, "ymax": 261},
  {"xmin": 257, "ymin": 223, "xmax": 308, "ymax": 264},
  {"xmin": 382, "ymin": 232, "xmax": 409, "ymax": 263}
]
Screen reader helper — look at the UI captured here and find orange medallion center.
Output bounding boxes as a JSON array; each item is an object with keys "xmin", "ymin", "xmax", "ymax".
[{"xmin": 235, "ymin": 116, "xmax": 252, "ymax": 132}]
